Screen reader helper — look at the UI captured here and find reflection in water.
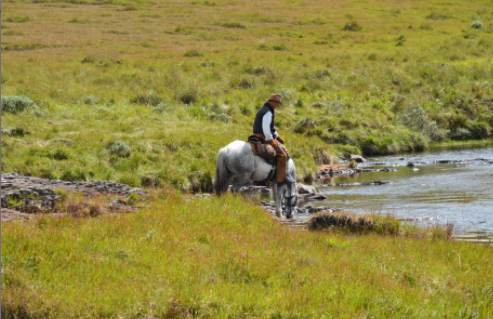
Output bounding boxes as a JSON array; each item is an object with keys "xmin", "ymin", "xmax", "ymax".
[{"xmin": 308, "ymin": 146, "xmax": 493, "ymax": 240}]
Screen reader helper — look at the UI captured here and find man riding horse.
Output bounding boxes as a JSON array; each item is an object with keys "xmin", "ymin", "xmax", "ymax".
[
  {"xmin": 213, "ymin": 93, "xmax": 297, "ymax": 218},
  {"xmin": 252, "ymin": 94, "xmax": 290, "ymax": 184}
]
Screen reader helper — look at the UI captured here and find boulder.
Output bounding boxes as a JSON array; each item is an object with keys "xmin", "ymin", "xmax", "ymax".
[
  {"xmin": 350, "ymin": 154, "xmax": 367, "ymax": 163},
  {"xmin": 296, "ymin": 184, "xmax": 320, "ymax": 194}
]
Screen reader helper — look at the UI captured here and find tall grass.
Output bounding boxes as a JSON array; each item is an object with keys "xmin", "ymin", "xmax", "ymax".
[{"xmin": 2, "ymin": 192, "xmax": 492, "ymax": 318}]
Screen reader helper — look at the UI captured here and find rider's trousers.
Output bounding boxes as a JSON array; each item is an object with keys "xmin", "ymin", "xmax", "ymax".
[{"xmin": 272, "ymin": 143, "xmax": 288, "ymax": 183}]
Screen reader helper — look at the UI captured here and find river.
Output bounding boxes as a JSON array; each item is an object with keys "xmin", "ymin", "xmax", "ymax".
[{"xmin": 304, "ymin": 146, "xmax": 493, "ymax": 241}]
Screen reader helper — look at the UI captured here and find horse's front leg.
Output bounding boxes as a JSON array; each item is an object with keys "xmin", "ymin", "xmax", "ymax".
[
  {"xmin": 273, "ymin": 183, "xmax": 284, "ymax": 218},
  {"xmin": 284, "ymin": 183, "xmax": 297, "ymax": 219}
]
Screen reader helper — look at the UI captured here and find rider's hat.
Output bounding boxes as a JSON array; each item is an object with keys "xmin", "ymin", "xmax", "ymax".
[{"xmin": 268, "ymin": 94, "xmax": 282, "ymax": 104}]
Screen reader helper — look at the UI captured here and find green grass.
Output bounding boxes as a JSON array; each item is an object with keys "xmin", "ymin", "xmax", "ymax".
[
  {"xmin": 1, "ymin": 1, "xmax": 493, "ymax": 316},
  {"xmin": 2, "ymin": 192, "xmax": 492, "ymax": 318},
  {"xmin": 1, "ymin": 0, "xmax": 493, "ymax": 189}
]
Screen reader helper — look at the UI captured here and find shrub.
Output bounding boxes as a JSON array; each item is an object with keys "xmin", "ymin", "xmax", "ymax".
[
  {"xmin": 106, "ymin": 141, "xmax": 131, "ymax": 157},
  {"xmin": 61, "ymin": 193, "xmax": 108, "ymax": 217},
  {"xmin": 140, "ymin": 174, "xmax": 163, "ymax": 187},
  {"xmin": 1, "ymin": 127, "xmax": 30, "ymax": 137},
  {"xmin": 343, "ymin": 21, "xmax": 362, "ymax": 31},
  {"xmin": 448, "ymin": 128, "xmax": 471, "ymax": 140},
  {"xmin": 419, "ymin": 23, "xmax": 433, "ymax": 31},
  {"xmin": 49, "ymin": 148, "xmax": 71, "ymax": 161},
  {"xmin": 245, "ymin": 65, "xmax": 268, "ymax": 75},
  {"xmin": 2, "ymin": 30, "xmax": 25, "ymax": 36},
  {"xmin": 471, "ymin": 21, "xmax": 483, "ymax": 29},
  {"xmin": 179, "ymin": 88, "xmax": 198, "ymax": 104},
  {"xmin": 294, "ymin": 118, "xmax": 316, "ymax": 133},
  {"xmin": 221, "ymin": 22, "xmax": 246, "ymax": 29},
  {"xmin": 68, "ymin": 18, "xmax": 87, "ymax": 24},
  {"xmin": 208, "ymin": 112, "xmax": 231, "ymax": 123},
  {"xmin": 1, "ymin": 43, "xmax": 47, "ymax": 51},
  {"xmin": 121, "ymin": 4, "xmax": 139, "ymax": 11},
  {"xmin": 1, "ymin": 95, "xmax": 38, "ymax": 114},
  {"xmin": 238, "ymin": 79, "xmax": 253, "ymax": 89},
  {"xmin": 398, "ymin": 106, "xmax": 440, "ymax": 141},
  {"xmin": 274, "ymin": 88, "xmax": 293, "ymax": 104},
  {"xmin": 426, "ymin": 12, "xmax": 452, "ymax": 20},
  {"xmin": 4, "ymin": 15, "xmax": 30, "ymax": 23},
  {"xmin": 117, "ymin": 173, "xmax": 140, "ymax": 187},
  {"xmin": 258, "ymin": 43, "xmax": 291, "ymax": 51},
  {"xmin": 184, "ymin": 49, "xmax": 204, "ymax": 57},
  {"xmin": 272, "ymin": 43, "xmax": 290, "ymax": 51},
  {"xmin": 131, "ymin": 92, "xmax": 162, "ymax": 106},
  {"xmin": 470, "ymin": 122, "xmax": 491, "ymax": 139},
  {"xmin": 60, "ymin": 168, "xmax": 87, "ymax": 181},
  {"xmin": 81, "ymin": 95, "xmax": 100, "ymax": 105}
]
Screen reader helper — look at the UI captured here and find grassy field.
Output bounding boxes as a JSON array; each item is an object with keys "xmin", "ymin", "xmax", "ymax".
[
  {"xmin": 2, "ymin": 191, "xmax": 493, "ymax": 318},
  {"xmin": 2, "ymin": 1, "xmax": 493, "ymax": 317},
  {"xmin": 1, "ymin": 0, "xmax": 493, "ymax": 188}
]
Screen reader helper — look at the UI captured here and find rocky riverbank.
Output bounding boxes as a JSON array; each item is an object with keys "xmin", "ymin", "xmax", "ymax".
[{"xmin": 1, "ymin": 173, "xmax": 145, "ymax": 221}]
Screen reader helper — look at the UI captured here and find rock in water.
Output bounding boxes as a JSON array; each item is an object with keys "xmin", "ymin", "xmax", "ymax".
[{"xmin": 350, "ymin": 154, "xmax": 367, "ymax": 163}]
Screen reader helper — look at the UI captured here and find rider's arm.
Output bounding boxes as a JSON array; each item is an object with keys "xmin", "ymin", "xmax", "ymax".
[{"xmin": 262, "ymin": 111, "xmax": 279, "ymax": 141}]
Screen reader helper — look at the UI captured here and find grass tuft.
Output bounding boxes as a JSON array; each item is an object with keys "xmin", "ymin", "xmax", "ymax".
[{"xmin": 3, "ymin": 15, "xmax": 30, "ymax": 23}]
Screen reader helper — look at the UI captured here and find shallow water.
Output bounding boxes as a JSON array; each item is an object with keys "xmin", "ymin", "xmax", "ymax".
[{"xmin": 309, "ymin": 146, "xmax": 493, "ymax": 241}]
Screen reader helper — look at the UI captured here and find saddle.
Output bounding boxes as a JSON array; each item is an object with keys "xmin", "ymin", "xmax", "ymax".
[{"xmin": 247, "ymin": 135, "xmax": 276, "ymax": 165}]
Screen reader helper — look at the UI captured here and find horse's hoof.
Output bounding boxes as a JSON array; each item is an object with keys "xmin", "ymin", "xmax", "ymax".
[{"xmin": 285, "ymin": 214, "xmax": 293, "ymax": 219}]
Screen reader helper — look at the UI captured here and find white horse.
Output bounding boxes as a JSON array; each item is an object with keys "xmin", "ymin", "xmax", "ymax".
[{"xmin": 213, "ymin": 140, "xmax": 297, "ymax": 219}]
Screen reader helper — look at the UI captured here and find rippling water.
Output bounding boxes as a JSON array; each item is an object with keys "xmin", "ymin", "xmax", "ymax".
[{"xmin": 310, "ymin": 146, "xmax": 493, "ymax": 240}]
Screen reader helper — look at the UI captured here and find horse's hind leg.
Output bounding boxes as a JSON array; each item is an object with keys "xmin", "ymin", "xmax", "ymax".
[{"xmin": 231, "ymin": 173, "xmax": 251, "ymax": 193}]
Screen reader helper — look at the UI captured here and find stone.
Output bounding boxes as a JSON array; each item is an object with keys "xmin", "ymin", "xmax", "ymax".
[
  {"xmin": 297, "ymin": 184, "xmax": 320, "ymax": 194},
  {"xmin": 350, "ymin": 155, "xmax": 367, "ymax": 163}
]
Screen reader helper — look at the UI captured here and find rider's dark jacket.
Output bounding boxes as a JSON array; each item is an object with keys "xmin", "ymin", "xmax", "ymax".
[{"xmin": 253, "ymin": 102, "xmax": 279, "ymax": 141}]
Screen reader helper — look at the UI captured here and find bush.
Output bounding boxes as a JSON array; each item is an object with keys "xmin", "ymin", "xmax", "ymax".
[
  {"xmin": 343, "ymin": 21, "xmax": 362, "ymax": 31},
  {"xmin": 131, "ymin": 92, "xmax": 162, "ymax": 106},
  {"xmin": 221, "ymin": 22, "xmax": 246, "ymax": 29},
  {"xmin": 49, "ymin": 148, "xmax": 71, "ymax": 161},
  {"xmin": 106, "ymin": 141, "xmax": 131, "ymax": 157},
  {"xmin": 81, "ymin": 95, "xmax": 100, "ymax": 105},
  {"xmin": 184, "ymin": 49, "xmax": 204, "ymax": 57},
  {"xmin": 208, "ymin": 112, "xmax": 231, "ymax": 123},
  {"xmin": 60, "ymin": 168, "xmax": 87, "ymax": 182},
  {"xmin": 1, "ymin": 43, "xmax": 47, "ymax": 51},
  {"xmin": 1, "ymin": 96, "xmax": 38, "ymax": 114},
  {"xmin": 449, "ymin": 128, "xmax": 472, "ymax": 140},
  {"xmin": 140, "ymin": 174, "xmax": 163, "ymax": 187},
  {"xmin": 238, "ymin": 79, "xmax": 253, "ymax": 89},
  {"xmin": 4, "ymin": 15, "xmax": 30, "ymax": 23},
  {"xmin": 258, "ymin": 43, "xmax": 291, "ymax": 51},
  {"xmin": 470, "ymin": 122, "xmax": 491, "ymax": 139},
  {"xmin": 471, "ymin": 21, "xmax": 483, "ymax": 29},
  {"xmin": 274, "ymin": 88, "xmax": 293, "ymax": 104},
  {"xmin": 179, "ymin": 88, "xmax": 198, "ymax": 104},
  {"xmin": 294, "ymin": 118, "xmax": 316, "ymax": 134},
  {"xmin": 426, "ymin": 13, "xmax": 452, "ymax": 20},
  {"xmin": 117, "ymin": 173, "xmax": 140, "ymax": 187},
  {"xmin": 1, "ymin": 127, "xmax": 30, "ymax": 137}
]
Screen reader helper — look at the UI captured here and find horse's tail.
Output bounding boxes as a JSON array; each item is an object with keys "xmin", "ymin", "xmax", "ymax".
[{"xmin": 213, "ymin": 147, "xmax": 230, "ymax": 195}]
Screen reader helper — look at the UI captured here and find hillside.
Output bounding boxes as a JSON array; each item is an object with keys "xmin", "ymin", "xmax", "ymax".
[{"xmin": 1, "ymin": 0, "xmax": 492, "ymax": 189}]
